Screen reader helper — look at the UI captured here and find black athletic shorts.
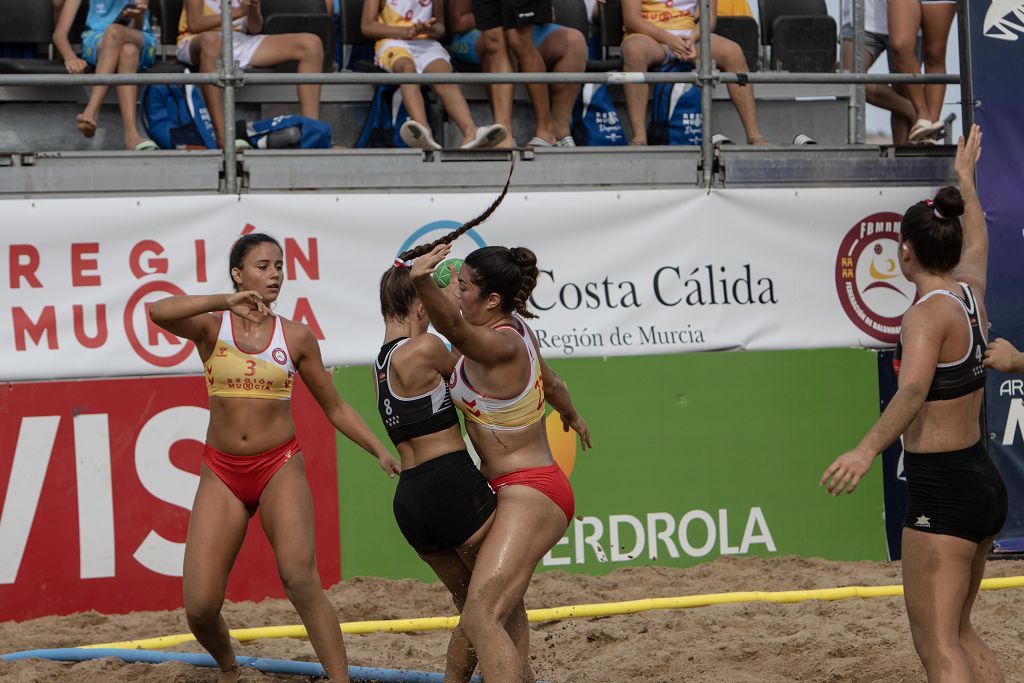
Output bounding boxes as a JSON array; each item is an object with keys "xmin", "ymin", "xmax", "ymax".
[
  {"xmin": 392, "ymin": 450, "xmax": 496, "ymax": 555},
  {"xmin": 472, "ymin": 0, "xmax": 552, "ymax": 32},
  {"xmin": 903, "ymin": 440, "xmax": 1008, "ymax": 543}
]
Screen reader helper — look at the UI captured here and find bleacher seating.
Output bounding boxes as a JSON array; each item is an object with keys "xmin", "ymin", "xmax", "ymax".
[
  {"xmin": 757, "ymin": 0, "xmax": 836, "ymax": 72},
  {"xmin": 596, "ymin": 0, "xmax": 624, "ymax": 70},
  {"xmin": 262, "ymin": 0, "xmax": 335, "ymax": 72},
  {"xmin": 714, "ymin": 15, "xmax": 759, "ymax": 71},
  {"xmin": 340, "ymin": 0, "xmax": 383, "ymax": 72},
  {"xmin": 0, "ymin": 0, "xmax": 88, "ymax": 74}
]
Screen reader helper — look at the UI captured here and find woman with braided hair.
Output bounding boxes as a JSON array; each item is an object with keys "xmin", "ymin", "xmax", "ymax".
[
  {"xmin": 402, "ymin": 234, "xmax": 590, "ymax": 682},
  {"xmin": 821, "ymin": 125, "xmax": 1005, "ymax": 681}
]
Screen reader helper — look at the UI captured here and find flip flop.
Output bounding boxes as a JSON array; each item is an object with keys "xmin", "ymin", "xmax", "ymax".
[
  {"xmin": 528, "ymin": 136, "xmax": 553, "ymax": 147},
  {"xmin": 134, "ymin": 139, "xmax": 159, "ymax": 151},
  {"xmin": 400, "ymin": 120, "xmax": 442, "ymax": 150},
  {"xmin": 462, "ymin": 124, "xmax": 508, "ymax": 149},
  {"xmin": 76, "ymin": 113, "xmax": 97, "ymax": 139}
]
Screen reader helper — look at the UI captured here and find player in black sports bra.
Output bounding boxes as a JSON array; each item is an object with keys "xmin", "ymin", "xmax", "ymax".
[
  {"xmin": 376, "ymin": 265, "xmax": 535, "ymax": 682},
  {"xmin": 821, "ymin": 126, "xmax": 1005, "ymax": 681}
]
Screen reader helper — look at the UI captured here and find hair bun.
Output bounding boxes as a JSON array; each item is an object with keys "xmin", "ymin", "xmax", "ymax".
[{"xmin": 934, "ymin": 186, "xmax": 965, "ymax": 220}]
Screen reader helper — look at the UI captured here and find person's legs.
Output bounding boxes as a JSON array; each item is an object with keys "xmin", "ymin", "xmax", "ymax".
[
  {"xmin": 182, "ymin": 465, "xmax": 252, "ymax": 682},
  {"xmin": 190, "ymin": 32, "xmax": 228, "ymax": 146},
  {"xmin": 250, "ymin": 33, "xmax": 324, "ymax": 120},
  {"xmin": 958, "ymin": 535, "xmax": 1004, "ymax": 682},
  {"xmin": 114, "ymin": 41, "xmax": 147, "ymax": 149},
  {"xmin": 425, "ymin": 58, "xmax": 479, "ymax": 142},
  {"xmin": 538, "ymin": 27, "xmax": 587, "ymax": 141},
  {"xmin": 920, "ymin": 2, "xmax": 957, "ymax": 125},
  {"xmin": 902, "ymin": 528, "xmax": 978, "ymax": 681},
  {"xmin": 78, "ymin": 24, "xmax": 145, "ymax": 138},
  {"xmin": 620, "ymin": 34, "xmax": 665, "ymax": 145},
  {"xmin": 259, "ymin": 454, "xmax": 349, "ymax": 682},
  {"xmin": 478, "ymin": 27, "xmax": 515, "ymax": 147},
  {"xmin": 389, "ymin": 57, "xmax": 430, "ymax": 125},
  {"xmin": 888, "ymin": 0, "xmax": 929, "ymax": 121},
  {"xmin": 505, "ymin": 24, "xmax": 554, "ymax": 143},
  {"xmin": 841, "ymin": 39, "xmax": 915, "ymax": 143},
  {"xmin": 459, "ymin": 486, "xmax": 568, "ymax": 682},
  {"xmin": 709, "ymin": 34, "xmax": 766, "ymax": 144}
]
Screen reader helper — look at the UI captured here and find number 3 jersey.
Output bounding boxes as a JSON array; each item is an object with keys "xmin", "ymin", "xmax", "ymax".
[
  {"xmin": 205, "ymin": 313, "xmax": 296, "ymax": 400},
  {"xmin": 375, "ymin": 337, "xmax": 460, "ymax": 445}
]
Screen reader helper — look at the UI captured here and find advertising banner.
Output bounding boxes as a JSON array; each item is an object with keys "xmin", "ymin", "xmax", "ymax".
[
  {"xmin": 334, "ymin": 349, "xmax": 887, "ymax": 581},
  {"xmin": 1, "ymin": 188, "xmax": 931, "ymax": 382},
  {"xmin": 0, "ymin": 375, "xmax": 339, "ymax": 621},
  {"xmin": 970, "ymin": 2, "xmax": 1024, "ymax": 543}
]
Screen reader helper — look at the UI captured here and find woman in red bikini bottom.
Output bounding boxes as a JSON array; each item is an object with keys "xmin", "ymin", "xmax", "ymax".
[
  {"xmin": 150, "ymin": 233, "xmax": 400, "ymax": 683},
  {"xmin": 409, "ymin": 240, "xmax": 590, "ymax": 683}
]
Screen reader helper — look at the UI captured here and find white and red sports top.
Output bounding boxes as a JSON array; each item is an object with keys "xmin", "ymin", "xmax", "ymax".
[{"xmin": 448, "ymin": 313, "xmax": 545, "ymax": 430}]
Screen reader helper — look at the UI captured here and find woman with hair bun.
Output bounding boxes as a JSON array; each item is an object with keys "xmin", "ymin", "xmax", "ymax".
[
  {"xmin": 821, "ymin": 125, "xmax": 1005, "ymax": 681},
  {"xmin": 150, "ymin": 233, "xmax": 400, "ymax": 682},
  {"xmin": 405, "ymin": 240, "xmax": 590, "ymax": 682}
]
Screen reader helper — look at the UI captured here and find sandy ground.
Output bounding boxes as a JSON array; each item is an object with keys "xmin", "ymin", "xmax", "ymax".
[{"xmin": 2, "ymin": 556, "xmax": 1024, "ymax": 682}]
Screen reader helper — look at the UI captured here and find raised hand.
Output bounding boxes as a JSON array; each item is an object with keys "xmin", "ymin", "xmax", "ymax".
[
  {"xmin": 410, "ymin": 243, "xmax": 452, "ymax": 283},
  {"xmin": 227, "ymin": 290, "xmax": 272, "ymax": 323},
  {"xmin": 955, "ymin": 124, "xmax": 982, "ymax": 181}
]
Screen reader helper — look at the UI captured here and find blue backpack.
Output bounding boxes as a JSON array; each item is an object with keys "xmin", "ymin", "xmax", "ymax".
[
  {"xmin": 571, "ymin": 83, "xmax": 627, "ymax": 146},
  {"xmin": 141, "ymin": 78, "xmax": 217, "ymax": 150},
  {"xmin": 356, "ymin": 85, "xmax": 433, "ymax": 149},
  {"xmin": 647, "ymin": 59, "xmax": 702, "ymax": 146},
  {"xmin": 241, "ymin": 115, "xmax": 332, "ymax": 149}
]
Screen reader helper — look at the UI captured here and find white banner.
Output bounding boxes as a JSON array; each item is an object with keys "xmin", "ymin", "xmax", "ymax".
[{"xmin": 0, "ymin": 188, "xmax": 924, "ymax": 381}]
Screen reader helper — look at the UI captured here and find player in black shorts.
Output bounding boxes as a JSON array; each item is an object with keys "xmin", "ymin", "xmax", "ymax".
[
  {"xmin": 376, "ymin": 262, "xmax": 536, "ymax": 682},
  {"xmin": 473, "ymin": 0, "xmax": 558, "ymax": 146},
  {"xmin": 821, "ymin": 125, "xmax": 1005, "ymax": 681}
]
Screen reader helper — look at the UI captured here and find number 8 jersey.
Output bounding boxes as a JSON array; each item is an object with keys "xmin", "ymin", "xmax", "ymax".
[
  {"xmin": 205, "ymin": 313, "xmax": 296, "ymax": 400},
  {"xmin": 375, "ymin": 337, "xmax": 461, "ymax": 445}
]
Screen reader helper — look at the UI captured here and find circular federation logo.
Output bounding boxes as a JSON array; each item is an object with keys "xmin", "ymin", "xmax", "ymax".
[
  {"xmin": 272, "ymin": 348, "xmax": 288, "ymax": 365},
  {"xmin": 834, "ymin": 212, "xmax": 915, "ymax": 344}
]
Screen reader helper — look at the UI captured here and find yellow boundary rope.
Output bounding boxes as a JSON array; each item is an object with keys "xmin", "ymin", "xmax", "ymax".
[{"xmin": 81, "ymin": 575, "xmax": 1024, "ymax": 651}]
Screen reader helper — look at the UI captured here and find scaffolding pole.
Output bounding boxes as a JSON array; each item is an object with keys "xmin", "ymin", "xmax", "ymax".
[
  {"xmin": 220, "ymin": 0, "xmax": 237, "ymax": 193},
  {"xmin": 699, "ymin": 0, "xmax": 714, "ymax": 187}
]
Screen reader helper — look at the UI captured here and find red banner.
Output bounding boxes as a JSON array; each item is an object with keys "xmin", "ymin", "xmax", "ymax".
[{"xmin": 0, "ymin": 375, "xmax": 339, "ymax": 622}]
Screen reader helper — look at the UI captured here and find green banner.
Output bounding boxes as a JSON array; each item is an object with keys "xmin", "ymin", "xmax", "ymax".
[{"xmin": 335, "ymin": 349, "xmax": 885, "ymax": 581}]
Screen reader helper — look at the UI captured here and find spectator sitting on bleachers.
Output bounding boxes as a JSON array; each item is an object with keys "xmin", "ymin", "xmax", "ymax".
[
  {"xmin": 448, "ymin": 0, "xmax": 587, "ymax": 147},
  {"xmin": 177, "ymin": 0, "xmax": 324, "ymax": 148},
  {"xmin": 621, "ymin": 0, "xmax": 767, "ymax": 145},
  {"xmin": 360, "ymin": 0, "xmax": 508, "ymax": 149},
  {"xmin": 53, "ymin": 0, "xmax": 159, "ymax": 150},
  {"xmin": 469, "ymin": 0, "xmax": 562, "ymax": 146},
  {"xmin": 841, "ymin": 0, "xmax": 915, "ymax": 144}
]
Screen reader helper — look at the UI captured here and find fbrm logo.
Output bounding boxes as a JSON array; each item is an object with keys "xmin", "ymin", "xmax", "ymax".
[
  {"xmin": 834, "ymin": 212, "xmax": 915, "ymax": 344},
  {"xmin": 985, "ymin": 0, "xmax": 1024, "ymax": 40}
]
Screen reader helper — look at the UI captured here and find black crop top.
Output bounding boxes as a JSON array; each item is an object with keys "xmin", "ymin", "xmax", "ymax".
[
  {"xmin": 893, "ymin": 283, "xmax": 987, "ymax": 402},
  {"xmin": 375, "ymin": 338, "xmax": 460, "ymax": 445}
]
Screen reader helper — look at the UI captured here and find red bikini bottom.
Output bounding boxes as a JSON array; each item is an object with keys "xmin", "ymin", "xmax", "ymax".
[
  {"xmin": 489, "ymin": 462, "xmax": 575, "ymax": 522},
  {"xmin": 203, "ymin": 436, "xmax": 299, "ymax": 508}
]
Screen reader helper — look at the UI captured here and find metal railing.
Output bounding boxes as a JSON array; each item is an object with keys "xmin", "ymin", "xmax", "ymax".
[{"xmin": 0, "ymin": 0, "xmax": 965, "ymax": 191}]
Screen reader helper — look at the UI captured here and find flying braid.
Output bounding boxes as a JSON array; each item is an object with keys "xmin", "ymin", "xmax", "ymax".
[{"xmin": 395, "ymin": 157, "xmax": 516, "ymax": 265}]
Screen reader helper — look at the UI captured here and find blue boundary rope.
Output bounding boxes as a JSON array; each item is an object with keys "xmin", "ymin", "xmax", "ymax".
[{"xmin": 1, "ymin": 648, "xmax": 484, "ymax": 682}]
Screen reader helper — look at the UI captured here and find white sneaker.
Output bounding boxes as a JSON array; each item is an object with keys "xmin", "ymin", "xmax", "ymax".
[
  {"xmin": 462, "ymin": 124, "xmax": 508, "ymax": 149},
  {"xmin": 792, "ymin": 133, "xmax": 817, "ymax": 145},
  {"xmin": 555, "ymin": 135, "xmax": 577, "ymax": 147},
  {"xmin": 400, "ymin": 120, "xmax": 442, "ymax": 150},
  {"xmin": 908, "ymin": 118, "xmax": 943, "ymax": 142},
  {"xmin": 711, "ymin": 133, "xmax": 734, "ymax": 146}
]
